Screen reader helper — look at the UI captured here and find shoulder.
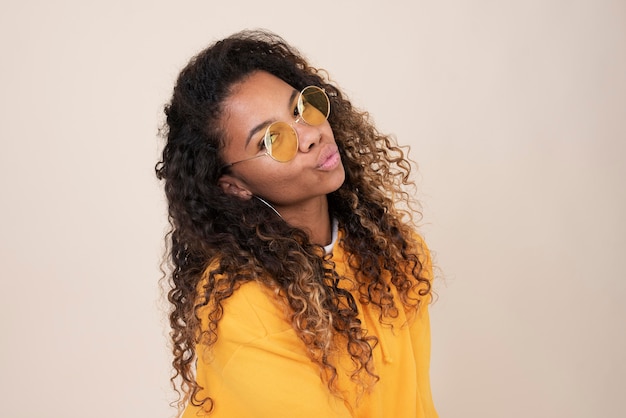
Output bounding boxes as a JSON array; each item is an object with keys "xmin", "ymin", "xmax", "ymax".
[
  {"xmin": 411, "ymin": 231, "xmax": 433, "ymax": 276},
  {"xmin": 212, "ymin": 280, "xmax": 293, "ymax": 340},
  {"xmin": 333, "ymin": 228, "xmax": 433, "ymax": 276}
]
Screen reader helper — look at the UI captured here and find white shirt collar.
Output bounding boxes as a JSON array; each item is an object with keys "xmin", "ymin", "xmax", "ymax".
[{"xmin": 323, "ymin": 218, "xmax": 339, "ymax": 254}]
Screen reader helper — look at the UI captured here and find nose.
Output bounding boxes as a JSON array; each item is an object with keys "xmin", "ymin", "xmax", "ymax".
[{"xmin": 293, "ymin": 121, "xmax": 321, "ymax": 153}]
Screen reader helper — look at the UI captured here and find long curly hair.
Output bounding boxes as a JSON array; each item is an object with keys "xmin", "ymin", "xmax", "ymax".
[{"xmin": 156, "ymin": 29, "xmax": 432, "ymax": 414}]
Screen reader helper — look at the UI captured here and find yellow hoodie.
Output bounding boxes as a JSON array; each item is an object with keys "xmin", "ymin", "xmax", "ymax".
[{"xmin": 183, "ymin": 234, "xmax": 438, "ymax": 418}]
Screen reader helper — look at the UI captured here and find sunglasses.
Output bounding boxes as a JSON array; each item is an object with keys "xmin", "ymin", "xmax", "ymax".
[{"xmin": 223, "ymin": 86, "xmax": 330, "ymax": 168}]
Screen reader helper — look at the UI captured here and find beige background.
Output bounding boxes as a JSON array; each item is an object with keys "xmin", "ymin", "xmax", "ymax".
[{"xmin": 1, "ymin": 0, "xmax": 624, "ymax": 417}]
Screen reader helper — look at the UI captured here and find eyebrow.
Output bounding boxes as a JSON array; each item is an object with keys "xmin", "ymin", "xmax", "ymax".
[{"xmin": 244, "ymin": 88, "xmax": 300, "ymax": 148}]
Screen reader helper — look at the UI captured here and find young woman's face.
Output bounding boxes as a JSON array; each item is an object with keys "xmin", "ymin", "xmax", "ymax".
[{"xmin": 218, "ymin": 71, "xmax": 345, "ymax": 214}]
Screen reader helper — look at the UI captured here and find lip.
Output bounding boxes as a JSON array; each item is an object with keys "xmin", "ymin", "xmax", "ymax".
[{"xmin": 316, "ymin": 144, "xmax": 341, "ymax": 170}]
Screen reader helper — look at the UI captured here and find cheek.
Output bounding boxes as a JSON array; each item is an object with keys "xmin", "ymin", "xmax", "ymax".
[
  {"xmin": 244, "ymin": 169, "xmax": 285, "ymax": 192},
  {"xmin": 246, "ymin": 166, "xmax": 300, "ymax": 196},
  {"xmin": 323, "ymin": 123, "xmax": 335, "ymax": 140}
]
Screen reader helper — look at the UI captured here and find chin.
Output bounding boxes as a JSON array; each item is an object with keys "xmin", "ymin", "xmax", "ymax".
[{"xmin": 329, "ymin": 167, "xmax": 346, "ymax": 192}]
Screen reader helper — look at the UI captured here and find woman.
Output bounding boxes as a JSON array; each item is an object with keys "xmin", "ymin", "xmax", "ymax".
[{"xmin": 156, "ymin": 30, "xmax": 438, "ymax": 417}]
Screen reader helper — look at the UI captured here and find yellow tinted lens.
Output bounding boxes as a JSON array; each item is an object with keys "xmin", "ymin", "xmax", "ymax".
[
  {"xmin": 265, "ymin": 122, "xmax": 298, "ymax": 162},
  {"xmin": 299, "ymin": 86, "xmax": 330, "ymax": 125}
]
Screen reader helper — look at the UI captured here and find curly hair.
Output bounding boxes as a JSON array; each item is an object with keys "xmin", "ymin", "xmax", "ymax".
[{"xmin": 155, "ymin": 29, "xmax": 432, "ymax": 415}]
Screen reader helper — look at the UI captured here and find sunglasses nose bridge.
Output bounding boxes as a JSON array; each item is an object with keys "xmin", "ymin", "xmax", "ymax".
[{"xmin": 293, "ymin": 115, "xmax": 304, "ymax": 126}]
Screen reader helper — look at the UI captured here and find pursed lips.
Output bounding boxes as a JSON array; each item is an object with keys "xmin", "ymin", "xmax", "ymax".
[{"xmin": 315, "ymin": 143, "xmax": 340, "ymax": 169}]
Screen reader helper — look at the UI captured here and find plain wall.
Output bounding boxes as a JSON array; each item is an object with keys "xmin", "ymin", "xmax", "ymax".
[{"xmin": 1, "ymin": 1, "xmax": 624, "ymax": 417}]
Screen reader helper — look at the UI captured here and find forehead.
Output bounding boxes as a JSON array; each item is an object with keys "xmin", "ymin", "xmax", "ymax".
[{"xmin": 225, "ymin": 71, "xmax": 295, "ymax": 114}]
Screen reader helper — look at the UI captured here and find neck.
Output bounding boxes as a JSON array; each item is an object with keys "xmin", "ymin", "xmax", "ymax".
[{"xmin": 276, "ymin": 196, "xmax": 332, "ymax": 246}]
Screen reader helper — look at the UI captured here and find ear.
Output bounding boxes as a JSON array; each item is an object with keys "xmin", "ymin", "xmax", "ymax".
[{"xmin": 218, "ymin": 174, "xmax": 253, "ymax": 200}]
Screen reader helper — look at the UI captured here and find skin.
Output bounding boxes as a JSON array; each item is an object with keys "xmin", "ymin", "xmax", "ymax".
[{"xmin": 218, "ymin": 71, "xmax": 346, "ymax": 246}]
